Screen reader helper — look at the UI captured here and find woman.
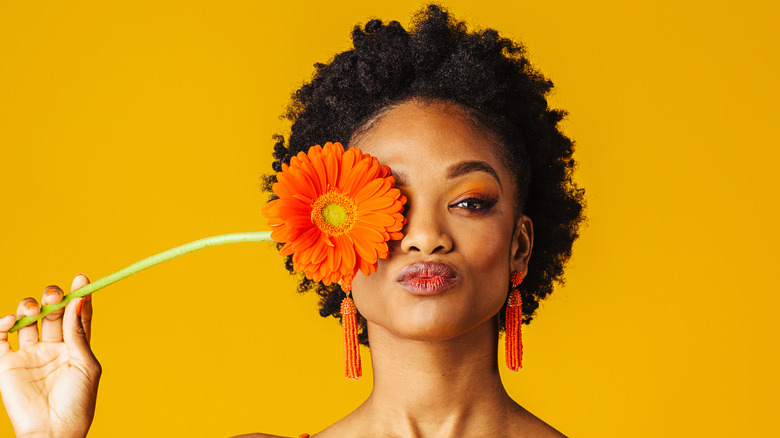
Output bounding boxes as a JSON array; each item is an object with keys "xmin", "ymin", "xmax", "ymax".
[{"xmin": 0, "ymin": 5, "xmax": 584, "ymax": 437}]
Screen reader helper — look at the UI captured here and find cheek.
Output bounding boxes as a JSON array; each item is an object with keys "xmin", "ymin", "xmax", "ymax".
[
  {"xmin": 464, "ymin": 228, "xmax": 512, "ymax": 300},
  {"xmin": 460, "ymin": 212, "xmax": 513, "ymax": 268},
  {"xmin": 470, "ymin": 231, "xmax": 508, "ymax": 266},
  {"xmin": 349, "ymin": 259, "xmax": 390, "ymax": 321}
]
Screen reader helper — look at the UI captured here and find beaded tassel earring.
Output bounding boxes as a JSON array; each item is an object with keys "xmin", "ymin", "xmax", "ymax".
[
  {"xmin": 340, "ymin": 281, "xmax": 362, "ymax": 380},
  {"xmin": 505, "ymin": 271, "xmax": 524, "ymax": 371}
]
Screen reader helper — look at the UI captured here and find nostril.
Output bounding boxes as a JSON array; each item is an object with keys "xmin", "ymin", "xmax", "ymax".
[{"xmin": 432, "ymin": 244, "xmax": 448, "ymax": 254}]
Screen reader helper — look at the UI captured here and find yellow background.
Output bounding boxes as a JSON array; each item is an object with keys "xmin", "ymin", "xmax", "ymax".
[{"xmin": 1, "ymin": 1, "xmax": 778, "ymax": 436}]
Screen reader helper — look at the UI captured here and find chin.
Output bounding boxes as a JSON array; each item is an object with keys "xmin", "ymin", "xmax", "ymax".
[
  {"xmin": 355, "ymin": 280, "xmax": 506, "ymax": 344},
  {"xmin": 372, "ymin": 311, "xmax": 498, "ymax": 344}
]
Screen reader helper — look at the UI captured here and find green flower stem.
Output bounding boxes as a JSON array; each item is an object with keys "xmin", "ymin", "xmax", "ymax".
[{"xmin": 9, "ymin": 231, "xmax": 273, "ymax": 333}]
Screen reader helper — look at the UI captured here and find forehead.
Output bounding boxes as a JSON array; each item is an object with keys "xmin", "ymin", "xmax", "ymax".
[{"xmin": 349, "ymin": 101, "xmax": 508, "ymax": 181}]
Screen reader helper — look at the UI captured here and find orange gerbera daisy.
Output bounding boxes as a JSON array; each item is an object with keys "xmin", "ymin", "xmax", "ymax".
[{"xmin": 262, "ymin": 142, "xmax": 406, "ymax": 290}]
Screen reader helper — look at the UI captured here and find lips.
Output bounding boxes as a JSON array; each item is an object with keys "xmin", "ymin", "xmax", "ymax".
[{"xmin": 397, "ymin": 261, "xmax": 458, "ymax": 295}]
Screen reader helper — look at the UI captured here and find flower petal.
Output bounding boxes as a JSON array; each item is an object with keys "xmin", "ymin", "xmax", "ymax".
[
  {"xmin": 359, "ymin": 195, "xmax": 395, "ymax": 211},
  {"xmin": 337, "ymin": 147, "xmax": 357, "ymax": 190},
  {"xmin": 359, "ymin": 258, "xmax": 377, "ymax": 276},
  {"xmin": 308, "ymin": 146, "xmax": 329, "ymax": 194},
  {"xmin": 352, "ymin": 233, "xmax": 378, "ymax": 264},
  {"xmin": 356, "ymin": 212, "xmax": 395, "ymax": 227},
  {"xmin": 389, "ymin": 231, "xmax": 404, "ymax": 240},
  {"xmin": 353, "ymin": 224, "xmax": 385, "ymax": 243},
  {"xmin": 343, "ymin": 157, "xmax": 370, "ymax": 195},
  {"xmin": 285, "ymin": 214, "xmax": 315, "ymax": 229},
  {"xmin": 335, "ymin": 235, "xmax": 356, "ymax": 273},
  {"xmin": 354, "ymin": 178, "xmax": 385, "ymax": 204}
]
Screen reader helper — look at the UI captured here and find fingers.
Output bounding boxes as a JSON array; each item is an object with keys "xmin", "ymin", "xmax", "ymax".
[
  {"xmin": 7, "ymin": 273, "xmax": 90, "ymax": 349},
  {"xmin": 71, "ymin": 274, "xmax": 92, "ymax": 343},
  {"xmin": 63, "ymin": 297, "xmax": 97, "ymax": 366},
  {"xmin": 15, "ymin": 297, "xmax": 41, "ymax": 349},
  {"xmin": 40, "ymin": 285, "xmax": 65, "ymax": 342},
  {"xmin": 0, "ymin": 313, "xmax": 16, "ymax": 357}
]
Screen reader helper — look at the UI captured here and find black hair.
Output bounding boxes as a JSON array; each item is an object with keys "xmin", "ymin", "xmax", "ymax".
[{"xmin": 263, "ymin": 4, "xmax": 585, "ymax": 346}]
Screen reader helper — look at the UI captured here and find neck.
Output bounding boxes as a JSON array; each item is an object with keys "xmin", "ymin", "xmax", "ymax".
[{"xmin": 358, "ymin": 317, "xmax": 516, "ymax": 437}]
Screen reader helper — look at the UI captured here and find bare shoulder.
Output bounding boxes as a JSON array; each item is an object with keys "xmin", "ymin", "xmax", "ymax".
[
  {"xmin": 230, "ymin": 434, "xmax": 297, "ymax": 438},
  {"xmin": 512, "ymin": 404, "xmax": 568, "ymax": 438}
]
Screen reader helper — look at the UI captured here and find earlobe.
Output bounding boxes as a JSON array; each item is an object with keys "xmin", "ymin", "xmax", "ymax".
[{"xmin": 510, "ymin": 215, "xmax": 534, "ymax": 274}]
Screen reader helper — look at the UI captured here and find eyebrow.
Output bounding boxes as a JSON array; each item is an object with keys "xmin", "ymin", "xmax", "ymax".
[
  {"xmin": 391, "ymin": 160, "xmax": 503, "ymax": 190},
  {"xmin": 447, "ymin": 160, "xmax": 503, "ymax": 191}
]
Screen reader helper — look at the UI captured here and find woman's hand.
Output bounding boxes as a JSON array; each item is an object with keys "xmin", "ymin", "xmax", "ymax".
[{"xmin": 0, "ymin": 274, "xmax": 101, "ymax": 438}]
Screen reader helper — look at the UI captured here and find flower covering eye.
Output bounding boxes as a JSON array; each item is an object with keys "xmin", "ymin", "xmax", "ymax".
[
  {"xmin": 262, "ymin": 142, "xmax": 407, "ymax": 380},
  {"xmin": 261, "ymin": 142, "xmax": 407, "ymax": 291}
]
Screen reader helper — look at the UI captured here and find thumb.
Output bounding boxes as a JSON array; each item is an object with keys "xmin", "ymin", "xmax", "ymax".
[{"xmin": 63, "ymin": 298, "xmax": 97, "ymax": 366}]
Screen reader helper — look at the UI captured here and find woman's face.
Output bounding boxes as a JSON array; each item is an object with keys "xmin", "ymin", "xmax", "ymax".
[{"xmin": 350, "ymin": 100, "xmax": 533, "ymax": 343}]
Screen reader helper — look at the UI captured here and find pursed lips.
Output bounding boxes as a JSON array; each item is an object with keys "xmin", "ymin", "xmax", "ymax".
[{"xmin": 396, "ymin": 261, "xmax": 458, "ymax": 295}]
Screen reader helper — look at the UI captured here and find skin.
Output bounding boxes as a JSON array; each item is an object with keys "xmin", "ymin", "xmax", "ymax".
[
  {"xmin": 0, "ymin": 274, "xmax": 100, "ymax": 438},
  {"xmin": 241, "ymin": 100, "xmax": 564, "ymax": 437},
  {"xmin": 0, "ymin": 100, "xmax": 565, "ymax": 437},
  {"xmin": 315, "ymin": 100, "xmax": 562, "ymax": 438}
]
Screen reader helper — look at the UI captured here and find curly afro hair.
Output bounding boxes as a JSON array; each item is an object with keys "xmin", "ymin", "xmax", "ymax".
[{"xmin": 262, "ymin": 4, "xmax": 585, "ymax": 346}]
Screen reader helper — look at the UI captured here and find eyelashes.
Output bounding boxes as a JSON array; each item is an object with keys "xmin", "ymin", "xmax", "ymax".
[
  {"xmin": 449, "ymin": 192, "xmax": 499, "ymax": 214},
  {"xmin": 399, "ymin": 191, "xmax": 500, "ymax": 216}
]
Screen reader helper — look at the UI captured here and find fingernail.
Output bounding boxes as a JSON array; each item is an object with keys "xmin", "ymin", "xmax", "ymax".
[
  {"xmin": 25, "ymin": 302, "xmax": 38, "ymax": 311},
  {"xmin": 45, "ymin": 289, "xmax": 60, "ymax": 298},
  {"xmin": 77, "ymin": 298, "xmax": 84, "ymax": 316},
  {"xmin": 4, "ymin": 313, "xmax": 14, "ymax": 320}
]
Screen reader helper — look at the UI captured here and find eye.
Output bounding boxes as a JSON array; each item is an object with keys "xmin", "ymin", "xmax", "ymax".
[{"xmin": 450, "ymin": 194, "xmax": 498, "ymax": 213}]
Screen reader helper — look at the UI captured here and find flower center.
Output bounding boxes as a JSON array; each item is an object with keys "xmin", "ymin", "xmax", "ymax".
[{"xmin": 311, "ymin": 191, "xmax": 357, "ymax": 237}]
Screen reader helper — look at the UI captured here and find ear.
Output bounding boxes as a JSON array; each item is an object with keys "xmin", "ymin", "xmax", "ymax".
[{"xmin": 510, "ymin": 214, "xmax": 534, "ymax": 276}]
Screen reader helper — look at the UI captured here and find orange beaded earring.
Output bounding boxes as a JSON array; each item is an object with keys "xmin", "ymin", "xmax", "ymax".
[
  {"xmin": 340, "ymin": 281, "xmax": 362, "ymax": 380},
  {"xmin": 505, "ymin": 271, "xmax": 524, "ymax": 371}
]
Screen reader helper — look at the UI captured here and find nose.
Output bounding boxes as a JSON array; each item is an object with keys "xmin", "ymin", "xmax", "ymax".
[{"xmin": 399, "ymin": 203, "xmax": 453, "ymax": 255}]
